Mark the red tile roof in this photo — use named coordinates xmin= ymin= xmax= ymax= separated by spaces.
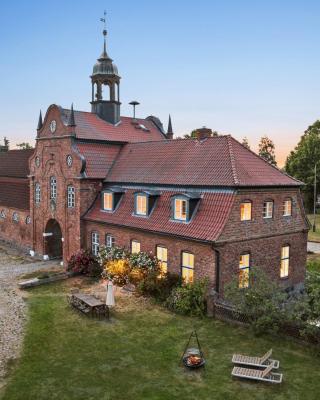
xmin=61 ymin=109 xmax=166 ymax=142
xmin=75 ymin=143 xmax=121 ymax=178
xmin=84 ymin=189 xmax=235 ymax=242
xmin=0 ymin=149 xmax=33 ymax=178
xmin=106 ymin=136 xmax=301 ymax=187
xmin=0 ymin=177 xmax=30 ymax=210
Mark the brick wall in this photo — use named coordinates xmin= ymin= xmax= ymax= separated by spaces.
xmin=0 ymin=206 xmax=32 ymax=249
xmin=83 ymin=220 xmax=217 ymax=285
xmin=217 ymin=231 xmax=307 ymax=295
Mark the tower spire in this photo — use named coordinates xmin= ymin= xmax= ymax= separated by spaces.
xmin=37 ymin=110 xmax=43 ymax=131
xmin=67 ymin=103 xmax=76 ymax=127
xmin=167 ymin=114 xmax=173 ymax=139
xmin=100 ymin=11 xmax=108 ymax=58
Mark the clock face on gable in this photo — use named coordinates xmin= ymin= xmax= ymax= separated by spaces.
xmin=50 ymin=120 xmax=57 ymax=133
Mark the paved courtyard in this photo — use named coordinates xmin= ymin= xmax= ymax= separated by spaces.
xmin=0 ymin=243 xmax=60 ymax=383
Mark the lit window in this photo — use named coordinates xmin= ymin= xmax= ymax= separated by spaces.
xmin=240 ymin=202 xmax=252 ymax=221
xmin=136 ymin=194 xmax=147 ymax=216
xmin=67 ymin=186 xmax=75 ymax=208
xmin=181 ymin=252 xmax=194 ymax=283
xmin=91 ymin=232 xmax=100 ymax=256
xmin=157 ymin=246 xmax=168 ymax=274
xmin=12 ymin=212 xmax=19 ymax=223
xmin=131 ymin=240 xmax=141 ymax=254
xmin=105 ymin=234 xmax=115 ymax=248
xmin=239 ymin=253 xmax=250 ymax=288
xmin=103 ymin=192 xmax=113 ymax=211
xmin=35 ymin=183 xmax=41 ymax=204
xmin=280 ymin=245 xmax=290 ymax=278
xmin=0 ymin=210 xmax=6 ymax=219
xmin=174 ymin=198 xmax=187 ymax=221
xmin=283 ymin=199 xmax=292 ymax=216
xmin=263 ymin=201 xmax=273 ymax=219
xmin=50 ymin=176 xmax=57 ymax=200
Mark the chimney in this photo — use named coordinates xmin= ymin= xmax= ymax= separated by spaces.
xmin=195 ymin=127 xmax=212 ymax=140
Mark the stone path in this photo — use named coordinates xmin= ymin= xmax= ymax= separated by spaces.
xmin=0 ymin=244 xmax=60 ymax=382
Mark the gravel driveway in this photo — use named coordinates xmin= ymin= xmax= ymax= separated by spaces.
xmin=0 ymin=243 xmax=60 ymax=383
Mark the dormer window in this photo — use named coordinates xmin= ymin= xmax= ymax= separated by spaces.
xmin=134 ymin=191 xmax=159 ymax=217
xmin=172 ymin=193 xmax=200 ymax=222
xmin=136 ymin=194 xmax=147 ymax=216
xmin=103 ymin=192 xmax=114 ymax=211
xmin=174 ymin=198 xmax=187 ymax=221
xmin=101 ymin=187 xmax=124 ymax=212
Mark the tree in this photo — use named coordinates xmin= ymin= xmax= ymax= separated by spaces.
xmin=16 ymin=142 xmax=33 ymax=149
xmin=183 ymin=129 xmax=218 ymax=139
xmin=285 ymin=120 xmax=320 ymax=211
xmin=3 ymin=137 xmax=9 ymax=148
xmin=241 ymin=137 xmax=250 ymax=149
xmin=258 ymin=136 xmax=277 ymax=166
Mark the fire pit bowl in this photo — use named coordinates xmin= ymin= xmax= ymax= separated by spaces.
xmin=182 ymin=347 xmax=205 ymax=369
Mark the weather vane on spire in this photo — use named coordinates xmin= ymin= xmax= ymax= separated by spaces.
xmin=100 ymin=10 xmax=107 ymax=37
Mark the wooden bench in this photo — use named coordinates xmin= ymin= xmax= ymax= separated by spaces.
xmin=68 ymin=293 xmax=109 ymax=319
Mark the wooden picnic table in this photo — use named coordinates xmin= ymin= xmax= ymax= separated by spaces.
xmin=68 ymin=292 xmax=109 ymax=319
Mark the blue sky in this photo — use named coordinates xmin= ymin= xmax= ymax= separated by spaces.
xmin=0 ymin=0 xmax=320 ymax=165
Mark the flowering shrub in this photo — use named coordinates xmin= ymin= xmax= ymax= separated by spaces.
xmin=129 ymin=252 xmax=160 ymax=274
xmin=98 ymin=246 xmax=129 ymax=265
xmin=67 ymin=250 xmax=102 ymax=277
xmin=102 ymin=259 xmax=131 ymax=285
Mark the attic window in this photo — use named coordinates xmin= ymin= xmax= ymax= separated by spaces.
xmin=172 ymin=193 xmax=201 ymax=223
xmin=138 ymin=124 xmax=149 ymax=132
xmin=134 ymin=191 xmax=159 ymax=217
xmin=101 ymin=187 xmax=124 ymax=212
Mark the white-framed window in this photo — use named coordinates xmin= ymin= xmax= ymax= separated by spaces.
xmin=239 ymin=253 xmax=250 ymax=288
xmin=174 ymin=198 xmax=187 ymax=221
xmin=103 ymin=192 xmax=113 ymax=211
xmin=283 ymin=199 xmax=292 ymax=216
xmin=280 ymin=245 xmax=290 ymax=278
xmin=50 ymin=176 xmax=57 ymax=200
xmin=12 ymin=212 xmax=19 ymax=223
xmin=263 ymin=201 xmax=273 ymax=219
xmin=105 ymin=234 xmax=115 ymax=248
xmin=91 ymin=232 xmax=100 ymax=256
xmin=240 ymin=201 xmax=252 ymax=221
xmin=181 ymin=252 xmax=194 ymax=283
xmin=131 ymin=240 xmax=141 ymax=254
xmin=135 ymin=194 xmax=147 ymax=216
xmin=67 ymin=186 xmax=75 ymax=208
xmin=35 ymin=182 xmax=41 ymax=204
xmin=156 ymin=245 xmax=168 ymax=274
xmin=0 ymin=210 xmax=6 ymax=219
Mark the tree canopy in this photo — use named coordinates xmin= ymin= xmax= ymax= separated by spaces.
xmin=285 ymin=120 xmax=320 ymax=211
xmin=258 ymin=136 xmax=277 ymax=166
xmin=16 ymin=142 xmax=34 ymax=149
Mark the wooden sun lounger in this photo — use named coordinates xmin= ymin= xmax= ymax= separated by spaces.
xmin=232 ymin=349 xmax=280 ymax=369
xmin=232 ymin=362 xmax=283 ymax=384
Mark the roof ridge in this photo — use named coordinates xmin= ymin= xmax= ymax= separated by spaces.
xmin=226 ymin=135 xmax=239 ymax=185
xmin=228 ymin=136 xmax=303 ymax=185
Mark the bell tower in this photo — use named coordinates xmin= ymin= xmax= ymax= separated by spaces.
xmin=90 ymin=13 xmax=121 ymax=125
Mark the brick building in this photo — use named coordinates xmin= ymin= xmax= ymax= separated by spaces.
xmin=0 ymin=27 xmax=309 ymax=295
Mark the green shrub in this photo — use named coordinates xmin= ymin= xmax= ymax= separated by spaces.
xmin=165 ymin=278 xmax=209 ymax=317
xmin=307 ymin=259 xmax=320 ymax=273
xmin=129 ymin=252 xmax=160 ymax=274
xmin=137 ymin=271 xmax=182 ymax=302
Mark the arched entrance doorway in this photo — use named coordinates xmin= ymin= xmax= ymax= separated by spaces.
xmin=44 ymin=219 xmax=63 ymax=259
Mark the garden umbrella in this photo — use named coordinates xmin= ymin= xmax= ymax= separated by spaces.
xmin=106 ymin=281 xmax=115 ymax=307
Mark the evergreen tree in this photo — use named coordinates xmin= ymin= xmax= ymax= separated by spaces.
xmin=241 ymin=137 xmax=250 ymax=149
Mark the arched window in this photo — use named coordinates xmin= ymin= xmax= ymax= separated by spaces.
xmin=67 ymin=186 xmax=75 ymax=208
xmin=50 ymin=176 xmax=57 ymax=200
xmin=12 ymin=212 xmax=19 ymax=223
xmin=35 ymin=183 xmax=41 ymax=204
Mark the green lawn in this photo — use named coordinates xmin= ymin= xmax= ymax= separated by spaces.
xmin=307 ymin=214 xmax=320 ymax=242
xmin=1 ymin=281 xmax=320 ymax=400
